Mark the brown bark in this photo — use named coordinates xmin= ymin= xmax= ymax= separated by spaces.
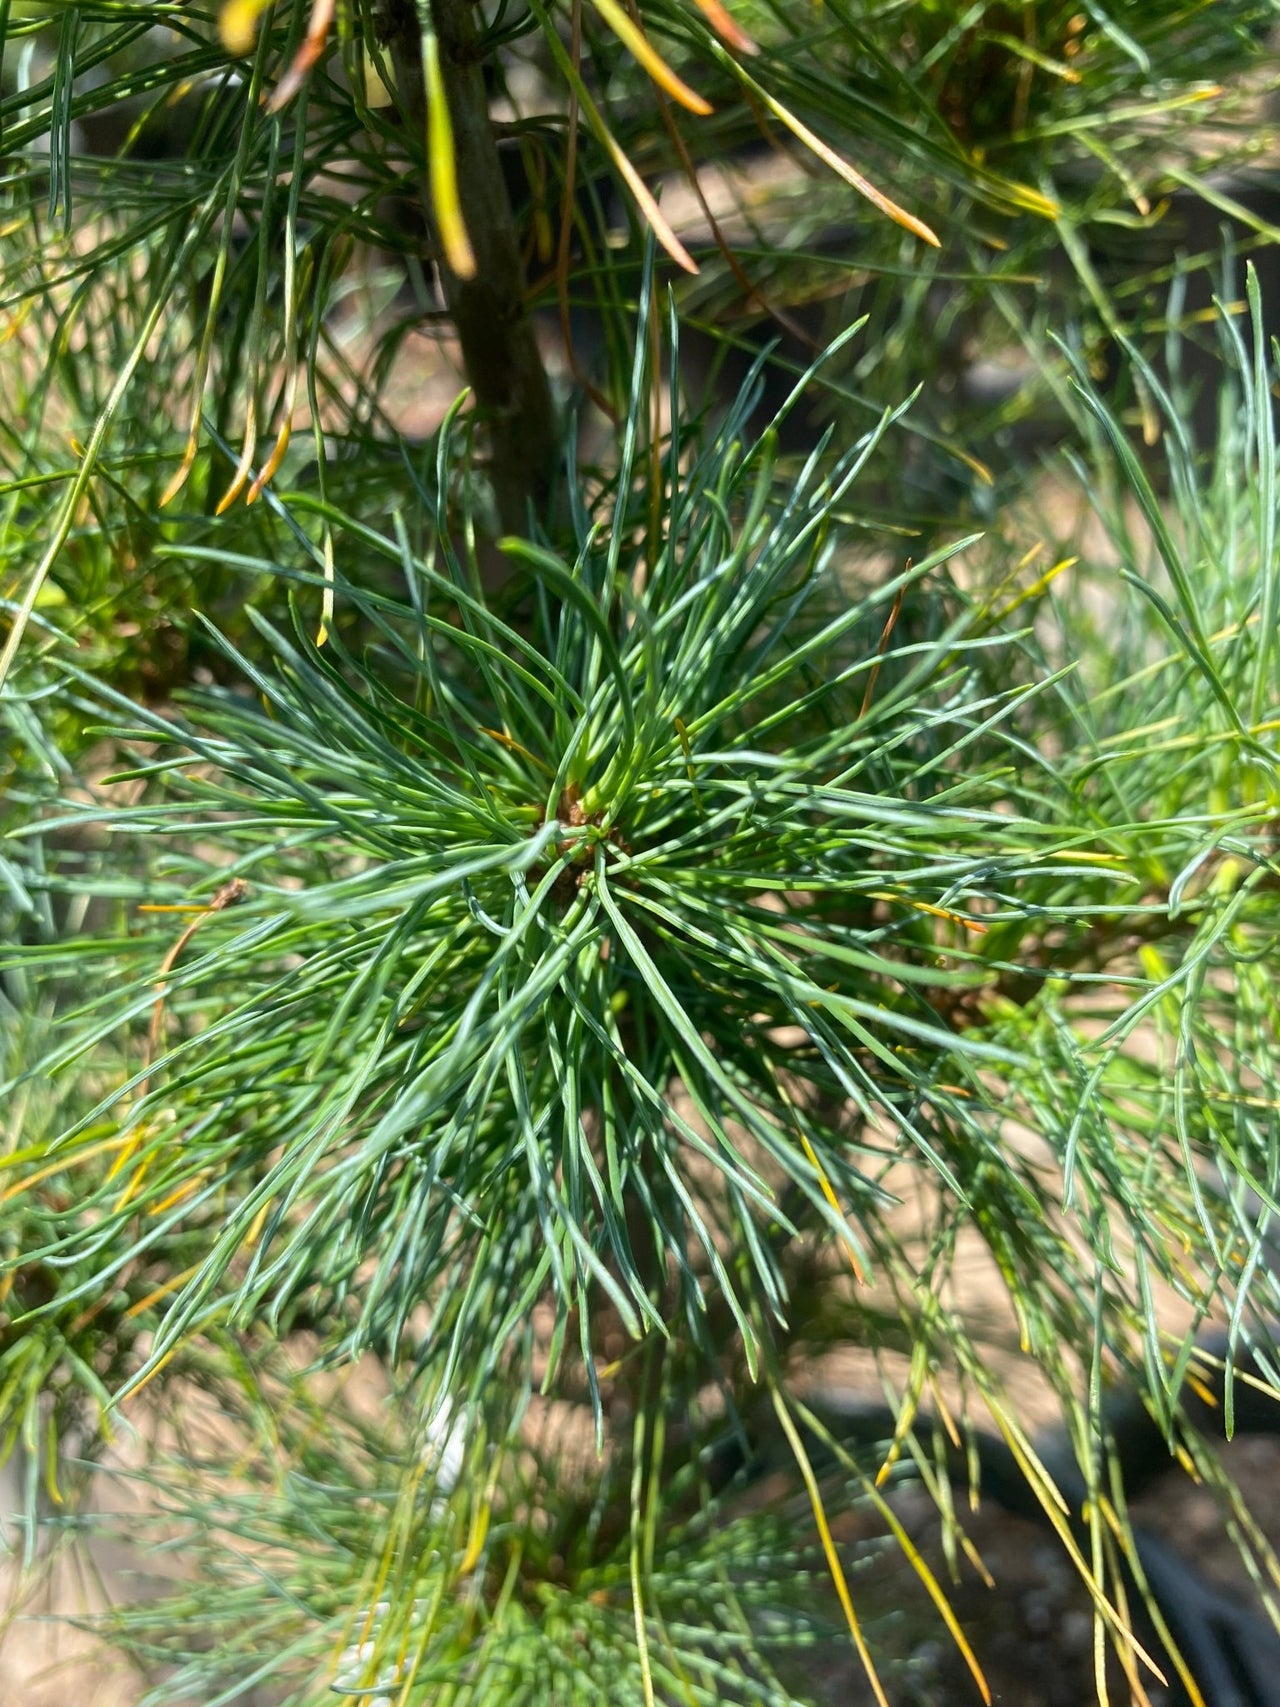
xmin=381 ymin=0 xmax=556 ymax=535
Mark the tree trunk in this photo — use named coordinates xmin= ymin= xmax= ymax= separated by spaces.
xmin=381 ymin=0 xmax=556 ymax=536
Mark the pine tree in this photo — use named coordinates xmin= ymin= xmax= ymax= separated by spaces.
xmin=3 ymin=4 xmax=1280 ymax=1702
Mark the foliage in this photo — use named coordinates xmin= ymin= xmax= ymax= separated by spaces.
xmin=4 ymin=2 xmax=1280 ymax=1704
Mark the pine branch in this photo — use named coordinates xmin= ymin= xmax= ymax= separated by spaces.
xmin=380 ymin=0 xmax=557 ymax=535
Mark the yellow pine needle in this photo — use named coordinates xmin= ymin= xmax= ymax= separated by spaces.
xmin=959 ymin=1528 xmax=996 ymax=1588
xmin=771 ymin=1387 xmax=890 ymax=1707
xmin=798 ymin=1130 xmax=865 ymax=1282
xmin=105 ymin=1131 xmax=145 ymax=1186
xmin=44 ymin=1415 xmax=62 ymax=1507
xmin=928 ymin=1374 xmax=962 ymax=1449
xmin=138 ymin=902 xmax=219 ymax=914
xmin=0 ymin=1134 xmax=132 ymax=1200
xmin=1044 ymin=849 xmax=1125 ymax=864
xmin=628 ymin=1403 xmax=658 ymax=1707
xmin=770 ymin=1066 xmax=865 ymax=1281
xmin=113 ymin=879 xmax=251 ymax=1207
xmin=859 ymin=1474 xmax=991 ymax=1703
xmin=986 ymin=178 xmax=1059 ymax=220
xmin=148 ymin=1178 xmax=202 ymax=1216
xmin=113 ymin=1156 xmax=155 ymax=1214
xmin=220 ymin=0 xmax=274 ymax=55
xmin=980 ymin=30 xmax=1080 ymax=83
xmin=250 ymin=235 xmax=309 ymax=505
xmin=874 ymin=1381 xmax=920 ymax=1486
xmin=1100 ymin=1504 xmax=1195 ymax=1707
xmin=327 ymin=1461 xmax=434 ymax=1695
xmin=116 ymin=1342 xmax=182 ymax=1405
xmin=1 ymin=297 xmax=35 ymax=343
xmin=163 ymin=170 xmax=256 ymax=509
xmin=244 ymin=1198 xmax=273 ymax=1249
xmin=977 ymin=538 xmax=1043 ymax=615
xmin=990 ymin=554 xmax=1078 ymax=623
xmin=600 ymin=127 xmax=698 ymax=273
xmin=535 ymin=5 xmax=698 ymax=273
xmin=631 ymin=1559 xmax=656 ymax=1707
xmin=480 ymin=726 xmax=552 ymax=771
xmin=458 ymin=1495 xmax=492 ymax=1575
xmin=316 ymin=530 xmax=336 ymax=646
xmin=955 ymin=444 xmax=995 ymax=484
xmin=866 ymin=891 xmax=987 ymax=932
xmin=591 ymin=0 xmax=712 ymax=114
xmin=124 ymin=1264 xmax=201 ymax=1319
xmin=424 ymin=32 xmax=476 ymax=279
xmin=690 ymin=0 xmax=757 ymax=54
xmin=160 ymin=434 xmax=199 ymax=508
xmin=216 ymin=394 xmax=259 ymax=513
xmin=1185 ymin=1371 xmax=1218 ymax=1408
xmin=1077 ymin=132 xmax=1149 ymax=217
xmin=247 ymin=414 xmax=293 ymax=503
xmin=989 ymin=1404 xmax=1168 ymax=1682
xmin=758 ymin=88 xmax=939 ymax=247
